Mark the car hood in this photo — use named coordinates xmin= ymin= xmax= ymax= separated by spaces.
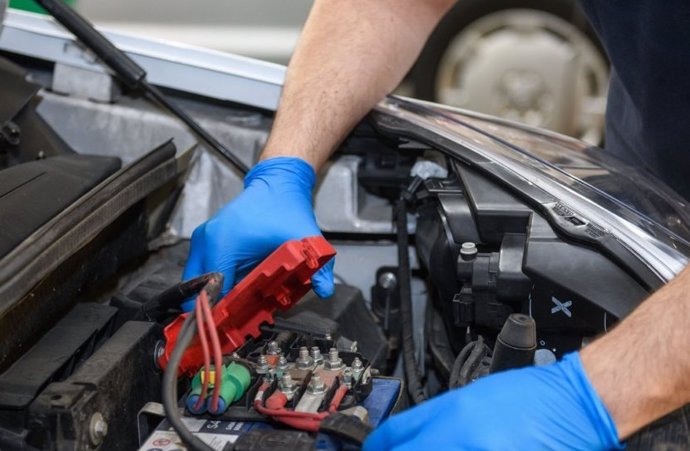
xmin=374 ymin=96 xmax=690 ymax=282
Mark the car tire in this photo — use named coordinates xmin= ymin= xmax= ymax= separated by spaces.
xmin=411 ymin=0 xmax=609 ymax=144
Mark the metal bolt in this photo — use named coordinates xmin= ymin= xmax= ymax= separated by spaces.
xmin=274 ymin=355 xmax=288 ymax=378
xmin=153 ymin=341 xmax=165 ymax=370
xmin=281 ymin=373 xmax=294 ymax=386
xmin=310 ymin=347 xmax=323 ymax=365
xmin=267 ymin=341 xmax=280 ymax=355
xmin=89 ymin=412 xmax=108 ymax=446
xmin=230 ymin=352 xmax=240 ymax=359
xmin=279 ymin=373 xmax=296 ymax=395
xmin=351 ymin=357 xmax=364 ymax=381
xmin=342 ymin=368 xmax=353 ymax=387
xmin=325 ymin=348 xmax=343 ymax=370
xmin=308 ymin=374 xmax=325 ymax=393
xmin=378 ymin=272 xmax=397 ymax=290
xmin=296 ymin=346 xmax=314 ymax=369
xmin=257 ymin=355 xmax=270 ymax=373
xmin=460 ymin=242 xmax=478 ymax=261
xmin=277 ymin=356 xmax=288 ymax=370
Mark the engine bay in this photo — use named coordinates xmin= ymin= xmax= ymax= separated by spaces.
xmin=0 ymin=21 xmax=687 ymax=448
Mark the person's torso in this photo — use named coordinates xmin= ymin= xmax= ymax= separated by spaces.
xmin=579 ymin=0 xmax=690 ymax=200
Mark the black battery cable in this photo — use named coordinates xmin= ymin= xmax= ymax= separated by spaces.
xmin=161 ymin=274 xmax=224 ymax=451
xmin=397 ymin=177 xmax=428 ymax=405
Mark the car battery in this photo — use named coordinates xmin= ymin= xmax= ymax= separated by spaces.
xmin=138 ymin=377 xmax=401 ymax=451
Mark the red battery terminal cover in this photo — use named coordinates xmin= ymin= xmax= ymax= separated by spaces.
xmin=158 ymin=236 xmax=336 ymax=375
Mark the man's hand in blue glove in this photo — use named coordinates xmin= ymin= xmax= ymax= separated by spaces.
xmin=183 ymin=156 xmax=334 ymax=303
xmin=364 ymin=353 xmax=623 ymax=451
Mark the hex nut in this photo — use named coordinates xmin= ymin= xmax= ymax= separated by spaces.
xmin=296 ymin=346 xmax=314 ymax=369
xmin=308 ymin=374 xmax=326 ymax=393
xmin=324 ymin=348 xmax=343 ymax=370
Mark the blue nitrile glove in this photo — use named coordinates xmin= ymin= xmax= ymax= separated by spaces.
xmin=364 ymin=352 xmax=623 ymax=451
xmin=182 ymin=157 xmax=334 ymax=309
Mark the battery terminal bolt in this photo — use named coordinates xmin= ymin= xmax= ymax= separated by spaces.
xmin=296 ymin=346 xmax=314 ymax=369
xmin=279 ymin=373 xmax=298 ymax=398
xmin=342 ymin=368 xmax=354 ymax=388
xmin=266 ymin=341 xmax=280 ymax=355
xmin=307 ymin=374 xmax=326 ymax=394
xmin=257 ymin=355 xmax=270 ymax=374
xmin=325 ymin=347 xmax=343 ymax=370
xmin=351 ymin=357 xmax=364 ymax=381
xmin=274 ymin=355 xmax=289 ymax=379
xmin=310 ymin=346 xmax=324 ymax=365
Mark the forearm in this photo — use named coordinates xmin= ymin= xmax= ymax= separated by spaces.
xmin=581 ymin=265 xmax=690 ymax=439
xmin=262 ymin=0 xmax=456 ymax=170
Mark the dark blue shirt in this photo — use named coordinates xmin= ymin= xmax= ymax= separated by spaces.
xmin=579 ymin=0 xmax=690 ymax=200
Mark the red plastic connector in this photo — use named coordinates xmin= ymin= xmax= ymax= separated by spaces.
xmin=158 ymin=236 xmax=336 ymax=375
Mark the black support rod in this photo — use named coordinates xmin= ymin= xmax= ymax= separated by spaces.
xmin=34 ymin=0 xmax=250 ymax=174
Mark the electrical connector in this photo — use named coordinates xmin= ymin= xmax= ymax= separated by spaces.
xmin=186 ymin=362 xmax=251 ymax=415
xmin=159 ymin=236 xmax=336 ymax=375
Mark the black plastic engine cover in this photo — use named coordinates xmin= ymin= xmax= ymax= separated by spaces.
xmin=415 ymin=162 xmax=650 ymax=356
xmin=0 ymin=155 xmax=121 ymax=259
xmin=0 ymin=56 xmax=76 ymax=166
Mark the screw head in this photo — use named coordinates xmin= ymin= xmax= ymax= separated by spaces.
xmin=153 ymin=341 xmax=165 ymax=370
xmin=89 ymin=412 xmax=108 ymax=446
xmin=378 ymin=272 xmax=397 ymax=290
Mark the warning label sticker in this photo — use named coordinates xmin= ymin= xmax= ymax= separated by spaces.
xmin=139 ymin=418 xmax=266 ymax=451
xmin=139 ymin=429 xmax=237 ymax=451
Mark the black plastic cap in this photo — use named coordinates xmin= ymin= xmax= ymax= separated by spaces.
xmin=497 ymin=313 xmax=536 ymax=350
